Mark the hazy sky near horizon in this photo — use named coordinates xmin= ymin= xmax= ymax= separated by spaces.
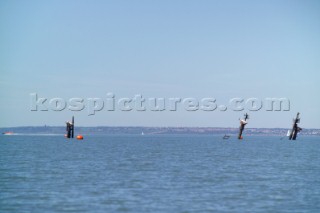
xmin=1 ymin=0 xmax=319 ymax=128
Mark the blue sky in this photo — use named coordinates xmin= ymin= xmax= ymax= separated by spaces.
xmin=1 ymin=0 xmax=319 ymax=128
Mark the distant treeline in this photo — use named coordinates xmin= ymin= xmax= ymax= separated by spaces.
xmin=1 ymin=126 xmax=319 ymax=136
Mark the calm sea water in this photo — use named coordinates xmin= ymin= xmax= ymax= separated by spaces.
xmin=0 ymin=135 xmax=319 ymax=213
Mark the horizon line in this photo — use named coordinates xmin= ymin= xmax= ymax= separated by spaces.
xmin=1 ymin=125 xmax=320 ymax=130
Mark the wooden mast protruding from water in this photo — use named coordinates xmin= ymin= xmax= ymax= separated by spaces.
xmin=238 ymin=113 xmax=249 ymax=140
xmin=66 ymin=116 xmax=74 ymax=138
xmin=289 ymin=113 xmax=302 ymax=140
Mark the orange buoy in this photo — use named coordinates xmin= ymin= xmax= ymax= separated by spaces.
xmin=76 ymin=135 xmax=84 ymax=140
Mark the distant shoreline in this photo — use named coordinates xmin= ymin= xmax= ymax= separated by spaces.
xmin=1 ymin=126 xmax=319 ymax=136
